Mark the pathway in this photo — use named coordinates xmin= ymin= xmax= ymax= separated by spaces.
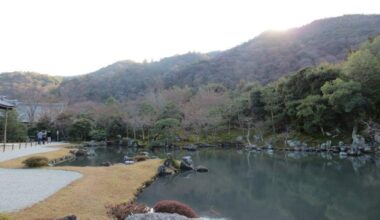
xmin=0 ymin=168 xmax=82 ymax=212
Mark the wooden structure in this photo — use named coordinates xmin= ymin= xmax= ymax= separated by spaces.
xmin=0 ymin=100 xmax=15 ymax=147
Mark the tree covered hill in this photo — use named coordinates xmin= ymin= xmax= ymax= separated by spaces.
xmin=57 ymin=52 xmax=215 ymax=102
xmin=165 ymin=14 xmax=380 ymax=87
xmin=1 ymin=14 xmax=380 ymax=103
xmin=0 ymin=72 xmax=62 ymax=100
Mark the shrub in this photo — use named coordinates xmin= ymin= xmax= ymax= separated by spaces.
xmin=154 ymin=200 xmax=198 ymax=218
xmin=89 ymin=129 xmax=107 ymax=141
xmin=133 ymin=155 xmax=149 ymax=162
xmin=23 ymin=156 xmax=49 ymax=168
xmin=106 ymin=202 xmax=148 ymax=220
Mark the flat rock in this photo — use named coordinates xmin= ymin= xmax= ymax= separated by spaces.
xmin=126 ymin=213 xmax=188 ymax=220
xmin=196 ymin=165 xmax=209 ymax=172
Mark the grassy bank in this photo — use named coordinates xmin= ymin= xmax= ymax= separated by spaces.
xmin=0 ymin=147 xmax=73 ymax=169
xmin=10 ymin=160 xmax=162 ymax=220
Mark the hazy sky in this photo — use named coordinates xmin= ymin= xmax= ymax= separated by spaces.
xmin=0 ymin=0 xmax=378 ymax=76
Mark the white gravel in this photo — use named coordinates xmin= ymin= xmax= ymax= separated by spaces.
xmin=0 ymin=145 xmax=61 ymax=162
xmin=0 ymin=168 xmax=82 ymax=212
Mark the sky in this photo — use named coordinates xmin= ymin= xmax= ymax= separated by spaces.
xmin=0 ymin=0 xmax=378 ymax=76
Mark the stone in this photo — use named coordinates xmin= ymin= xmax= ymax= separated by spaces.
xmin=182 ymin=156 xmax=193 ymax=165
xmin=124 ymin=156 xmax=135 ymax=165
xmin=74 ymin=149 xmax=87 ymax=157
xmin=183 ymin=144 xmax=198 ymax=151
xmin=101 ymin=161 xmax=112 ymax=167
xmin=139 ymin=151 xmax=150 ymax=157
xmin=126 ymin=213 xmax=188 ymax=220
xmin=364 ymin=146 xmax=372 ymax=153
xmin=287 ymin=139 xmax=301 ymax=148
xmin=375 ymin=133 xmax=380 ymax=144
xmin=158 ymin=165 xmax=174 ymax=176
xmin=196 ymin=165 xmax=208 ymax=172
xmin=58 ymin=215 xmax=77 ymax=220
xmin=339 ymin=152 xmax=348 ymax=158
xmin=125 ymin=160 xmax=135 ymax=165
xmin=236 ymin=136 xmax=244 ymax=142
xmin=180 ymin=161 xmax=194 ymax=171
xmin=245 ymin=144 xmax=257 ymax=150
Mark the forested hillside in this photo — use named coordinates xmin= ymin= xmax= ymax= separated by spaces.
xmin=0 ymin=72 xmax=62 ymax=101
xmin=59 ymin=14 xmax=380 ymax=101
xmin=57 ymin=52 xmax=214 ymax=103
xmin=1 ymin=15 xmax=379 ymax=104
xmin=165 ymin=15 xmax=380 ymax=87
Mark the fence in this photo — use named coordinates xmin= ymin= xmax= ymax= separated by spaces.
xmin=1 ymin=141 xmax=39 ymax=152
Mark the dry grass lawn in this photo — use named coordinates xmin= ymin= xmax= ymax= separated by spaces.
xmin=0 ymin=147 xmax=73 ymax=169
xmin=10 ymin=159 xmax=162 ymax=220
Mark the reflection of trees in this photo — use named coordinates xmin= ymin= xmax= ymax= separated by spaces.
xmin=137 ymin=150 xmax=380 ymax=220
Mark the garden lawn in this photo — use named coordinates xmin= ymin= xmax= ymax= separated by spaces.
xmin=10 ymin=159 xmax=162 ymax=220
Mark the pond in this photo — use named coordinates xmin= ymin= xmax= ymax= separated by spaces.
xmin=62 ymin=147 xmax=380 ymax=220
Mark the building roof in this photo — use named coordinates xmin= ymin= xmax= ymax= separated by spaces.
xmin=0 ymin=100 xmax=15 ymax=110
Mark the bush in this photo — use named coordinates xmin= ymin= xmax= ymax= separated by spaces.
xmin=133 ymin=155 xmax=149 ymax=162
xmin=23 ymin=156 xmax=49 ymax=168
xmin=106 ymin=202 xmax=148 ymax=220
xmin=154 ymin=200 xmax=198 ymax=218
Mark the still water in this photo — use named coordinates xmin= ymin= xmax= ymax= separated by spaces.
xmin=62 ymin=147 xmax=380 ymax=220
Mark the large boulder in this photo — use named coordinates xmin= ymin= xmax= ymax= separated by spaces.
xmin=196 ymin=165 xmax=208 ymax=173
xmin=126 ymin=213 xmax=188 ymax=220
xmin=158 ymin=165 xmax=174 ymax=176
xmin=180 ymin=156 xmax=194 ymax=171
xmin=74 ymin=149 xmax=87 ymax=157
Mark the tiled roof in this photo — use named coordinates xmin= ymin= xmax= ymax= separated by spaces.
xmin=0 ymin=100 xmax=15 ymax=109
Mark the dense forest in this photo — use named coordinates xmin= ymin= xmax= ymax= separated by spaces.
xmin=1 ymin=15 xmax=380 ymax=146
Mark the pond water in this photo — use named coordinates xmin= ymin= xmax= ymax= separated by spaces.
xmin=62 ymin=147 xmax=380 ymax=220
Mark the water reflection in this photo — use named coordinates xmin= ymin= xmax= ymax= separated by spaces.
xmin=136 ymin=149 xmax=380 ymax=220
xmin=61 ymin=147 xmax=380 ymax=220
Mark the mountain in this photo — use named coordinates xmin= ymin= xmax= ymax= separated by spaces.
xmin=1 ymin=14 xmax=380 ymax=103
xmin=0 ymin=72 xmax=62 ymax=100
xmin=57 ymin=52 xmax=214 ymax=102
xmin=164 ymin=14 xmax=380 ymax=87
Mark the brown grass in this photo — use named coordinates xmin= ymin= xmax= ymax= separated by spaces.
xmin=106 ymin=202 xmax=149 ymax=220
xmin=10 ymin=159 xmax=162 ymax=220
xmin=0 ymin=147 xmax=73 ymax=169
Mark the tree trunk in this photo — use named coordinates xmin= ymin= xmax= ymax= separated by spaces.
xmin=3 ymin=109 xmax=8 ymax=147
xmin=320 ymin=125 xmax=325 ymax=136
xmin=352 ymin=122 xmax=358 ymax=140
xmin=133 ymin=127 xmax=136 ymax=139
xmin=147 ymin=129 xmax=150 ymax=144
xmin=228 ymin=120 xmax=231 ymax=135
xmin=141 ymin=127 xmax=145 ymax=140
xmin=246 ymin=124 xmax=251 ymax=145
xmin=271 ymin=110 xmax=275 ymax=134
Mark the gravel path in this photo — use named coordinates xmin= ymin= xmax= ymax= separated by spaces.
xmin=0 ymin=144 xmax=64 ymax=162
xmin=0 ymin=168 xmax=82 ymax=212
